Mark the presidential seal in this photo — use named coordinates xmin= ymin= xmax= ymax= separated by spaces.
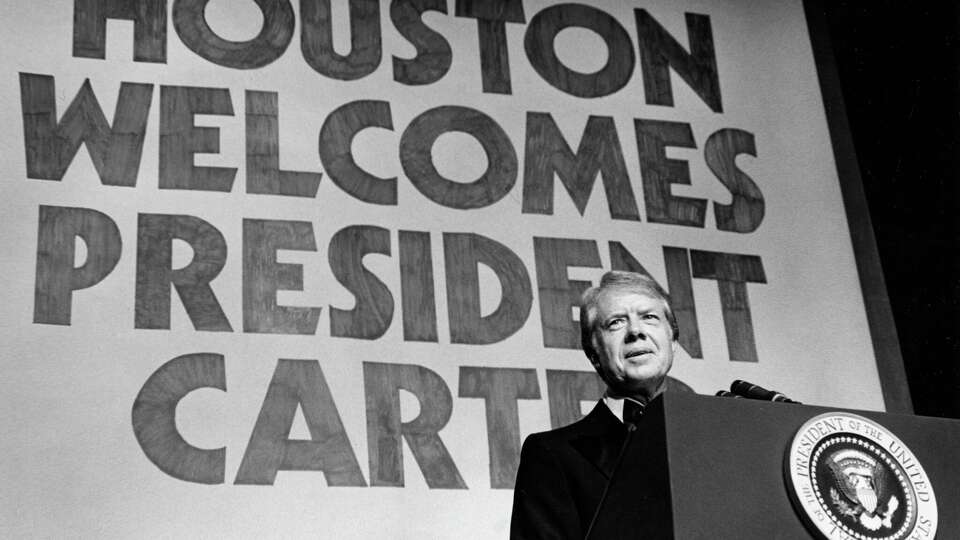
xmin=784 ymin=412 xmax=937 ymax=540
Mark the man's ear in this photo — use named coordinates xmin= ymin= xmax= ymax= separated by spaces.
xmin=671 ymin=339 xmax=680 ymax=355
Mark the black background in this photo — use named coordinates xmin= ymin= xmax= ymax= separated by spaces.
xmin=823 ymin=3 xmax=959 ymax=418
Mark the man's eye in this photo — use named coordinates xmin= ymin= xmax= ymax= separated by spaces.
xmin=606 ymin=319 xmax=625 ymax=329
xmin=643 ymin=314 xmax=660 ymax=321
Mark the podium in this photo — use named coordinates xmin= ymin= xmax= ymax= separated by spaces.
xmin=586 ymin=392 xmax=960 ymax=539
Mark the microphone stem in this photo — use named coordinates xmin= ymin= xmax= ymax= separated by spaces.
xmin=584 ymin=423 xmax=637 ymax=540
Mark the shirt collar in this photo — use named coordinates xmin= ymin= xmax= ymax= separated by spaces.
xmin=602 ymin=393 xmax=647 ymax=424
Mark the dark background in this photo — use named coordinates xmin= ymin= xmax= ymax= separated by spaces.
xmin=822 ymin=3 xmax=959 ymax=418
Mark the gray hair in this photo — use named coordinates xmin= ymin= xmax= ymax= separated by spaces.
xmin=579 ymin=271 xmax=679 ymax=360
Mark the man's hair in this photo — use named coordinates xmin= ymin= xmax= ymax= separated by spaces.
xmin=579 ymin=271 xmax=679 ymax=360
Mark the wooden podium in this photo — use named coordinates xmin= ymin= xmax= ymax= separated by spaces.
xmin=586 ymin=392 xmax=959 ymax=539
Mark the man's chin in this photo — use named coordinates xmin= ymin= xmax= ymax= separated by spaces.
xmin=623 ymin=366 xmax=665 ymax=382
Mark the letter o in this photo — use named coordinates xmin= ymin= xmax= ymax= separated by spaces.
xmin=524 ymin=4 xmax=635 ymax=98
xmin=400 ymin=106 xmax=517 ymax=209
xmin=173 ymin=0 xmax=295 ymax=69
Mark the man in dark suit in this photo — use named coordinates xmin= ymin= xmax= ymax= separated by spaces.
xmin=510 ymin=271 xmax=680 ymax=539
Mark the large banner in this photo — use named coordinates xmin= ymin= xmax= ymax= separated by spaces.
xmin=1 ymin=0 xmax=898 ymax=537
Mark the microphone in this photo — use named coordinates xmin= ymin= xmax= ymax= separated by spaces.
xmin=714 ymin=390 xmax=742 ymax=398
xmin=729 ymin=379 xmax=801 ymax=404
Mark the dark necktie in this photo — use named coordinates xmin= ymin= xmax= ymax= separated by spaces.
xmin=623 ymin=398 xmax=645 ymax=427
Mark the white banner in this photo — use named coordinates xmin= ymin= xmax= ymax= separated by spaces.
xmin=0 ymin=0 xmax=889 ymax=537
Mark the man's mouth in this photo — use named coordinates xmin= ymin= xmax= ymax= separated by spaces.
xmin=625 ymin=350 xmax=652 ymax=359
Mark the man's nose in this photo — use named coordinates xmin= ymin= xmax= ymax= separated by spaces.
xmin=625 ymin=318 xmax=646 ymax=341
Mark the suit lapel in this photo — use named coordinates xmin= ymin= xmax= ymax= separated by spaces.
xmin=570 ymin=401 xmax=628 ymax=479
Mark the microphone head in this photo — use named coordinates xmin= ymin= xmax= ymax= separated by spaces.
xmin=729 ymin=379 xmax=802 ymax=404
xmin=730 ymin=379 xmax=757 ymax=394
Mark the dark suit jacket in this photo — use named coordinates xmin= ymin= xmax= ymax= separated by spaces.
xmin=510 ymin=400 xmax=628 ymax=539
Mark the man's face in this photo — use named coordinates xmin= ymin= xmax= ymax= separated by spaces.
xmin=589 ymin=289 xmax=677 ymax=400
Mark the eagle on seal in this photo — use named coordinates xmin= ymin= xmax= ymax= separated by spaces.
xmin=826 ymin=449 xmax=899 ymax=531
